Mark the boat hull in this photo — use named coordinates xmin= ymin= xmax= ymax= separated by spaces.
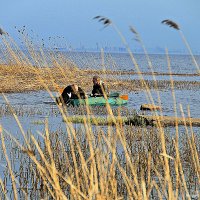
xmin=70 ymin=96 xmax=128 ymax=106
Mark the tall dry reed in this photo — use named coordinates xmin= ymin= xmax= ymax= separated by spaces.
xmin=0 ymin=21 xmax=199 ymax=199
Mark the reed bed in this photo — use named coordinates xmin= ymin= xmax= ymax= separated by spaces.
xmin=0 ymin=104 xmax=136 ymax=118
xmin=0 ymin=21 xmax=199 ymax=199
xmin=0 ymin=120 xmax=199 ymax=199
xmin=1 ymin=64 xmax=200 ymax=93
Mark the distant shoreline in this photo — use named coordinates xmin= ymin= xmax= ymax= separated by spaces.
xmin=1 ymin=46 xmax=200 ymax=56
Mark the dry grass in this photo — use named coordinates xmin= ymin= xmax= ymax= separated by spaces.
xmin=0 ymin=119 xmax=199 ymax=199
xmin=1 ymin=64 xmax=200 ymax=93
xmin=0 ymin=22 xmax=199 ymax=199
xmin=0 ymin=63 xmax=87 ymax=93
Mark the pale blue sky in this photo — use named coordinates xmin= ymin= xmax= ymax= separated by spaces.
xmin=1 ymin=0 xmax=200 ymax=53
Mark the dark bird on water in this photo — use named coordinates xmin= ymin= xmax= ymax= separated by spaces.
xmin=161 ymin=19 xmax=180 ymax=30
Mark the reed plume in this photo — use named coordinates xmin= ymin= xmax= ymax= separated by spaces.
xmin=161 ymin=19 xmax=180 ymax=30
xmin=161 ymin=19 xmax=200 ymax=74
xmin=93 ymin=16 xmax=112 ymax=28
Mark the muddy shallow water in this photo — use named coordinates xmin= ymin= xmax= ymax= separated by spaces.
xmin=0 ymin=87 xmax=199 ymax=133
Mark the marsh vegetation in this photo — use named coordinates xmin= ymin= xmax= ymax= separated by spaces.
xmin=0 ymin=21 xmax=199 ymax=199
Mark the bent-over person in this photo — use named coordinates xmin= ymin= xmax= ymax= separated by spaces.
xmin=57 ymin=84 xmax=86 ymax=105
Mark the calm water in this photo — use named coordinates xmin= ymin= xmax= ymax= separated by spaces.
xmin=62 ymin=52 xmax=200 ymax=74
xmin=0 ymin=52 xmax=199 ymax=198
xmin=0 ymin=52 xmax=200 ymax=132
xmin=2 ymin=50 xmax=199 ymax=74
xmin=0 ymin=88 xmax=199 ymax=129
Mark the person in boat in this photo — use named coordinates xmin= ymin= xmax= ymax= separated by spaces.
xmin=91 ymin=75 xmax=108 ymax=97
xmin=57 ymin=84 xmax=87 ymax=104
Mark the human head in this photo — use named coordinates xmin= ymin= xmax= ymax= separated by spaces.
xmin=93 ymin=75 xmax=101 ymax=85
xmin=71 ymin=84 xmax=78 ymax=93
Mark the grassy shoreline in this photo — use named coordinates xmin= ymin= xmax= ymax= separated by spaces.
xmin=1 ymin=64 xmax=200 ymax=93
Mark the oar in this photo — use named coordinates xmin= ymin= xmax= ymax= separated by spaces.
xmin=119 ymin=94 xmax=128 ymax=100
xmin=109 ymin=92 xmax=128 ymax=100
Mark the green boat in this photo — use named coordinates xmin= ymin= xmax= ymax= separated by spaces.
xmin=69 ymin=93 xmax=128 ymax=106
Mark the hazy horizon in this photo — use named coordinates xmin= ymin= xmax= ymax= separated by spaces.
xmin=0 ymin=0 xmax=199 ymax=54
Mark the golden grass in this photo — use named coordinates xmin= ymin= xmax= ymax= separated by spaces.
xmin=1 ymin=64 xmax=200 ymax=93
xmin=1 ymin=116 xmax=199 ymax=199
xmin=0 ymin=25 xmax=199 ymax=199
xmin=0 ymin=63 xmax=86 ymax=93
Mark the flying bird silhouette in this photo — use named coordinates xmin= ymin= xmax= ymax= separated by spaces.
xmin=161 ymin=19 xmax=180 ymax=30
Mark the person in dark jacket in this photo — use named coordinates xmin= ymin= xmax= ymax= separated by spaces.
xmin=57 ymin=84 xmax=86 ymax=105
xmin=91 ymin=76 xmax=108 ymax=97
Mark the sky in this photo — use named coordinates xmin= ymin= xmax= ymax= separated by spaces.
xmin=0 ymin=0 xmax=200 ymax=53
